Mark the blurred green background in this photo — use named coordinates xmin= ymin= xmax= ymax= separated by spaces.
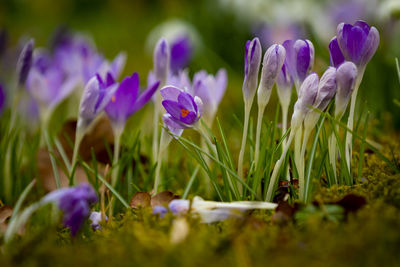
xmin=1 ymin=0 xmax=400 ymax=128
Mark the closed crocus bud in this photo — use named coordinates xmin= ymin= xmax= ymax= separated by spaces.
xmin=336 ymin=20 xmax=380 ymax=69
xmin=276 ymin=63 xmax=293 ymax=109
xmin=329 ymin=37 xmax=345 ymax=68
xmin=257 ymin=44 xmax=286 ymax=108
xmin=154 ymin=38 xmax=170 ymax=85
xmin=17 ymin=39 xmax=34 ymax=86
xmin=283 ymin=39 xmax=314 ymax=92
xmin=242 ymin=37 xmax=262 ymax=103
xmin=335 ymin=61 xmax=357 ymax=119
xmin=314 ymin=67 xmax=337 ymax=111
xmin=291 ymin=73 xmax=319 ymax=130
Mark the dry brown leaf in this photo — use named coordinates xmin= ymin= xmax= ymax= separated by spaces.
xmin=151 ymin=191 xmax=179 ymax=207
xmin=130 ymin=192 xmax=151 ymax=209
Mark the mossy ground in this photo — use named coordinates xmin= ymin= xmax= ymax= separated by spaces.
xmin=1 ymin=133 xmax=400 ymax=267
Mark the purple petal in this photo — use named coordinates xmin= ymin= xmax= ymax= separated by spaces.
xmin=110 ymin=52 xmax=126 ymax=79
xmin=154 ymin=38 xmax=170 ymax=83
xmin=294 ymin=40 xmax=312 ymax=83
xmin=0 ymin=84 xmax=5 ymax=113
xmin=194 ymin=96 xmax=203 ymax=118
xmin=162 ymin=114 xmax=185 ymax=137
xmin=170 ymin=35 xmax=193 ymax=73
xmin=131 ymin=80 xmax=160 ymax=113
xmin=180 ymin=110 xmax=196 ymax=124
xmin=354 ymin=20 xmax=370 ymax=35
xmin=177 ymin=91 xmax=196 ymax=112
xmin=359 ymin=26 xmax=379 ymax=67
xmin=162 ymin=100 xmax=183 ymax=120
xmin=329 ymin=37 xmax=345 ymax=68
xmin=105 ymin=73 xmax=139 ymax=122
xmin=160 ymin=86 xmax=183 ymax=101
xmin=215 ymin=69 xmax=228 ymax=104
xmin=79 ymin=76 xmax=100 ymax=120
xmin=315 ymin=67 xmax=337 ymax=111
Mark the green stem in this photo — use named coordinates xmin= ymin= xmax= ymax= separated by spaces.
xmin=153 ymin=128 xmax=172 ymax=194
xmin=254 ymin=104 xmax=265 ymax=171
xmin=238 ymin=101 xmax=251 ymax=189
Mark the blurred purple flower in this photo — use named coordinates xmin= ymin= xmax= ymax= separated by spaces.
xmin=42 ymin=183 xmax=98 ymax=236
xmin=0 ymin=84 xmax=5 ymax=113
xmin=153 ymin=206 xmax=168 ymax=218
xmin=17 ymin=39 xmax=34 ymax=86
xmin=192 ymin=69 xmax=227 ymax=125
xmin=161 ymin=86 xmax=203 ymax=134
xmin=26 ymin=52 xmax=80 ymax=110
xmin=282 ymin=39 xmax=314 ymax=92
xmin=169 ymin=199 xmax=190 ymax=215
xmin=170 ymin=35 xmax=193 ymax=73
xmin=336 ymin=20 xmax=379 ymax=68
xmin=154 ymin=38 xmax=170 ymax=85
xmin=105 ymin=72 xmax=160 ymax=128
xmin=89 ymin=211 xmax=107 ymax=231
xmin=253 ymin=22 xmax=304 ymax=49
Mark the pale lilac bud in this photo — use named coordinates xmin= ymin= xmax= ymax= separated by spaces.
xmin=257 ymin=44 xmax=286 ymax=107
xmin=17 ymin=39 xmax=34 ymax=85
xmin=154 ymin=38 xmax=170 ymax=85
xmin=169 ymin=199 xmax=189 ymax=215
xmin=314 ymin=67 xmax=337 ymax=111
xmin=242 ymin=37 xmax=262 ymax=102
xmin=335 ymin=61 xmax=357 ymax=118
xmin=276 ymin=63 xmax=293 ymax=109
xmin=291 ymin=73 xmax=319 ymax=129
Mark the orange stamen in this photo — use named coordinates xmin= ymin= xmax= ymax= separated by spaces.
xmin=180 ymin=108 xmax=190 ymax=117
xmin=112 ymin=95 xmax=116 ymax=103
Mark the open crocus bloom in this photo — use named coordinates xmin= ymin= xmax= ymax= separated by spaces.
xmin=161 ymin=86 xmax=203 ymax=135
xmin=105 ymin=72 xmax=160 ymax=130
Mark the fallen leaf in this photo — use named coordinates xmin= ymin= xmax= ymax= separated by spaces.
xmin=130 ymin=192 xmax=151 ymax=209
xmin=151 ymin=191 xmax=179 ymax=207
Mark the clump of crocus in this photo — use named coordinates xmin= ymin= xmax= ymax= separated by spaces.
xmin=266 ymin=73 xmax=319 ymax=201
xmin=281 ymin=39 xmax=315 ymax=180
xmin=154 ymin=86 xmax=203 ymax=193
xmin=71 ymin=73 xmax=118 ymax=174
xmin=328 ymin=61 xmax=358 ymax=181
xmin=5 ymin=183 xmax=98 ymax=242
xmin=254 ymin=44 xmax=286 ymax=169
xmin=299 ymin=67 xmax=337 ymax=200
xmin=105 ymin=72 xmax=160 ymax=187
xmin=238 ymin=37 xmax=262 ymax=181
xmin=330 ymin=20 xmax=379 ymax=173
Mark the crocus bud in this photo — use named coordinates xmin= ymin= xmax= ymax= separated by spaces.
xmin=154 ymin=38 xmax=170 ymax=85
xmin=242 ymin=37 xmax=262 ymax=103
xmin=257 ymin=44 xmax=286 ymax=108
xmin=17 ymin=39 xmax=34 ymax=85
xmin=314 ymin=67 xmax=337 ymax=111
xmin=329 ymin=37 xmax=345 ymax=68
xmin=291 ymin=73 xmax=319 ymax=130
xmin=335 ymin=61 xmax=357 ymax=119
xmin=276 ymin=63 xmax=293 ymax=110
xmin=336 ymin=20 xmax=380 ymax=69
xmin=283 ymin=39 xmax=314 ymax=92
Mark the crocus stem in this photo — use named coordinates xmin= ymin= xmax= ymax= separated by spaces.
xmin=195 ymin=123 xmax=217 ymax=156
xmin=238 ymin=101 xmax=252 ymax=190
xmin=344 ymin=68 xmax=364 ymax=180
xmin=265 ymin=129 xmax=296 ymax=201
xmin=152 ymin=100 xmax=160 ymax=163
xmin=111 ymin=128 xmax=123 ymax=188
xmin=254 ymin=104 xmax=266 ymax=171
xmin=153 ymin=128 xmax=172 ymax=194
xmin=281 ymin=104 xmax=290 ymax=181
xmin=299 ymin=125 xmax=312 ymax=200
xmin=294 ymin=124 xmax=303 ymax=179
xmin=328 ymin=131 xmax=338 ymax=184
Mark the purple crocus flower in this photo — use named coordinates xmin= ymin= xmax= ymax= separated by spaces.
xmin=192 ymin=69 xmax=227 ymax=126
xmin=161 ymin=86 xmax=203 ymax=135
xmin=17 ymin=39 xmax=34 ymax=86
xmin=26 ymin=52 xmax=79 ymax=111
xmin=336 ymin=20 xmax=379 ymax=69
xmin=335 ymin=61 xmax=358 ymax=118
xmin=153 ymin=206 xmax=168 ymax=218
xmin=243 ymin=37 xmax=262 ymax=102
xmin=170 ymin=35 xmax=193 ymax=74
xmin=154 ymin=38 xmax=170 ymax=86
xmin=314 ymin=67 xmax=337 ymax=111
xmin=0 ymin=84 xmax=5 ymax=114
xmin=42 ymin=183 xmax=98 ymax=236
xmin=282 ymin=39 xmax=314 ymax=92
xmin=78 ymin=72 xmax=118 ymax=128
xmin=105 ymin=72 xmax=160 ymax=129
